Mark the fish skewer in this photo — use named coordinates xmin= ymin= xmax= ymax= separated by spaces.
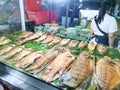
xmin=25 ymin=48 xmax=59 ymax=71
xmin=0 ymin=44 xmax=16 ymax=55
xmin=41 ymin=50 xmax=75 ymax=82
xmin=67 ymin=40 xmax=79 ymax=48
xmin=35 ymin=35 xmax=47 ymax=43
xmin=59 ymin=38 xmax=71 ymax=46
xmin=0 ymin=39 xmax=11 ymax=46
xmin=19 ymin=32 xmax=42 ymax=44
xmin=17 ymin=31 xmax=33 ymax=40
xmin=0 ymin=36 xmax=6 ymax=42
xmin=41 ymin=36 xmax=54 ymax=44
xmin=8 ymin=48 xmax=32 ymax=62
xmin=78 ymin=41 xmax=87 ymax=49
xmin=48 ymin=36 xmax=61 ymax=46
xmin=96 ymin=56 xmax=120 ymax=90
xmin=1 ymin=46 xmax=24 ymax=59
xmin=15 ymin=51 xmax=43 ymax=68
xmin=60 ymin=51 xmax=93 ymax=88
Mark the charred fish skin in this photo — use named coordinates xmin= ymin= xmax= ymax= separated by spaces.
xmin=1 ymin=46 xmax=24 ymax=59
xmin=61 ymin=51 xmax=93 ymax=88
xmin=0 ymin=44 xmax=16 ymax=55
xmin=15 ymin=51 xmax=43 ymax=68
xmin=41 ymin=50 xmax=75 ymax=82
xmin=96 ymin=56 xmax=120 ymax=90
xmin=25 ymin=48 xmax=59 ymax=71
xmin=8 ymin=48 xmax=32 ymax=62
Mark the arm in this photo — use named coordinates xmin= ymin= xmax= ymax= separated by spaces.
xmin=108 ymin=32 xmax=115 ymax=47
xmin=90 ymin=29 xmax=95 ymax=38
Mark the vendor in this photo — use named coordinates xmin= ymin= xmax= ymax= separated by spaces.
xmin=90 ymin=1 xmax=118 ymax=47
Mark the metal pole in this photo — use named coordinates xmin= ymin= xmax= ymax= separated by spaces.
xmin=19 ymin=0 xmax=26 ymax=31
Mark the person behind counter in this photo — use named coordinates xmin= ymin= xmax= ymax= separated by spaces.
xmin=90 ymin=1 xmax=118 ymax=47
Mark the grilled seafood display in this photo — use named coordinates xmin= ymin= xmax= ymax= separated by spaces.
xmin=41 ymin=36 xmax=54 ymax=44
xmin=1 ymin=46 xmax=24 ymax=59
xmin=35 ymin=35 xmax=47 ymax=43
xmin=19 ymin=32 xmax=42 ymax=44
xmin=0 ymin=44 xmax=16 ymax=55
xmin=97 ymin=44 xmax=108 ymax=55
xmin=96 ymin=56 xmax=120 ymax=90
xmin=59 ymin=38 xmax=71 ymax=46
xmin=17 ymin=31 xmax=33 ymax=40
xmin=60 ymin=51 xmax=93 ymax=88
xmin=26 ymin=48 xmax=60 ymax=71
xmin=0 ymin=39 xmax=11 ymax=46
xmin=78 ymin=41 xmax=87 ymax=49
xmin=87 ymin=42 xmax=96 ymax=52
xmin=0 ymin=36 xmax=6 ymax=42
xmin=9 ymin=48 xmax=32 ymax=62
xmin=67 ymin=40 xmax=79 ymax=48
xmin=15 ymin=51 xmax=43 ymax=68
xmin=48 ymin=36 xmax=61 ymax=46
xmin=41 ymin=50 xmax=75 ymax=82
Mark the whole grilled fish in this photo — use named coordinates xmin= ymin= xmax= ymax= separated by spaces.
xmin=15 ymin=51 xmax=43 ymax=68
xmin=41 ymin=36 xmax=54 ymax=44
xmin=41 ymin=50 xmax=75 ymax=82
xmin=96 ymin=56 xmax=120 ymax=90
xmin=19 ymin=32 xmax=42 ymax=44
xmin=17 ymin=31 xmax=33 ymax=39
xmin=0 ymin=44 xmax=16 ymax=55
xmin=78 ymin=41 xmax=87 ymax=49
xmin=35 ymin=35 xmax=47 ymax=43
xmin=48 ymin=36 xmax=61 ymax=46
xmin=87 ymin=42 xmax=96 ymax=52
xmin=26 ymin=48 xmax=59 ymax=71
xmin=61 ymin=51 xmax=93 ymax=88
xmin=60 ymin=38 xmax=71 ymax=46
xmin=0 ymin=36 xmax=6 ymax=42
xmin=9 ymin=48 xmax=32 ymax=62
xmin=1 ymin=46 xmax=24 ymax=59
xmin=0 ymin=39 xmax=11 ymax=46
xmin=67 ymin=40 xmax=79 ymax=48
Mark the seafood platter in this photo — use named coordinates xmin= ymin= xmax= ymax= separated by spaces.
xmin=0 ymin=31 xmax=120 ymax=90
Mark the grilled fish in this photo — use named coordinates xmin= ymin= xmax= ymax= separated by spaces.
xmin=35 ymin=35 xmax=47 ymax=43
xmin=67 ymin=40 xmax=79 ymax=48
xmin=78 ymin=41 xmax=87 ymax=49
xmin=19 ymin=32 xmax=42 ymax=44
xmin=41 ymin=50 xmax=75 ymax=82
xmin=96 ymin=56 xmax=120 ymax=90
xmin=87 ymin=42 xmax=96 ymax=52
xmin=0 ymin=36 xmax=6 ymax=42
xmin=9 ymin=48 xmax=32 ymax=62
xmin=60 ymin=38 xmax=71 ymax=46
xmin=17 ymin=31 xmax=33 ymax=39
xmin=26 ymin=48 xmax=59 ymax=71
xmin=1 ymin=46 xmax=24 ymax=59
xmin=15 ymin=51 xmax=43 ymax=68
xmin=48 ymin=36 xmax=61 ymax=46
xmin=0 ymin=44 xmax=16 ymax=55
xmin=61 ymin=51 xmax=93 ymax=88
xmin=42 ymin=36 xmax=54 ymax=44
xmin=0 ymin=39 xmax=11 ymax=46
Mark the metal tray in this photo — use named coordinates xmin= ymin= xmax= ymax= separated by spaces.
xmin=0 ymin=62 xmax=61 ymax=90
